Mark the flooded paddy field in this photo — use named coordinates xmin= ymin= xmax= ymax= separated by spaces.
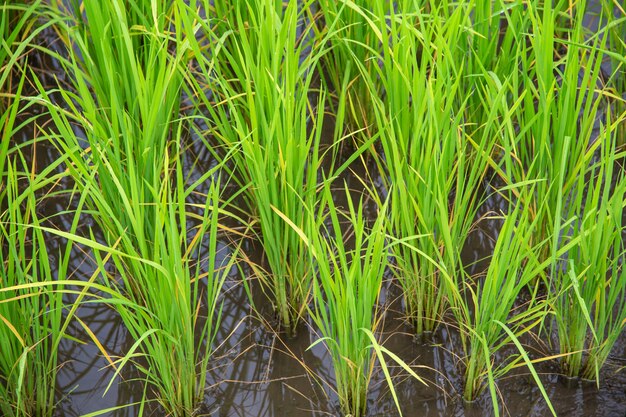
xmin=2 ymin=1 xmax=626 ymax=416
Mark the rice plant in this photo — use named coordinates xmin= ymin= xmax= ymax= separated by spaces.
xmin=310 ymin=186 xmax=387 ymax=417
xmin=357 ymin=3 xmax=498 ymax=335
xmin=554 ymin=125 xmax=626 ymax=381
xmin=278 ymin=183 xmax=424 ymax=417
xmin=314 ymin=0 xmax=398 ymax=136
xmin=186 ymin=0 xmax=333 ymax=335
xmin=498 ymin=2 xmax=607 ymax=265
xmin=95 ymin=164 xmax=233 ymax=416
xmin=38 ymin=1 xmax=234 ymax=414
xmin=0 ymin=80 xmax=82 ymax=416
xmin=456 ymin=200 xmax=555 ymax=408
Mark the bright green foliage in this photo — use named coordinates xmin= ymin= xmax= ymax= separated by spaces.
xmin=0 ymin=88 xmax=54 ymax=417
xmin=190 ymin=0 xmax=329 ymax=334
xmin=555 ymin=128 xmax=626 ymax=381
xmin=38 ymin=1 xmax=233 ymax=415
xmin=49 ymin=0 xmax=187 ymax=250
xmin=303 ymin=184 xmax=389 ymax=417
xmin=458 ymin=201 xmax=550 ymax=404
xmin=358 ymin=3 xmax=497 ymax=334
xmin=499 ymin=3 xmax=606 ymax=262
xmin=0 ymin=80 xmax=83 ymax=416
xmin=0 ymin=169 xmax=60 ymax=417
xmin=2 ymin=0 xmax=626 ymax=415
xmin=0 ymin=5 xmax=69 ymax=416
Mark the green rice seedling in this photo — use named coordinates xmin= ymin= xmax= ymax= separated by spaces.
xmin=358 ymin=3 xmax=498 ymax=335
xmin=277 ymin=183 xmax=424 ymax=417
xmin=184 ymin=0 xmax=338 ymax=334
xmin=0 ymin=85 xmax=84 ymax=416
xmin=457 ymin=200 xmax=554 ymax=407
xmin=490 ymin=2 xmax=624 ymax=385
xmin=309 ymin=185 xmax=387 ymax=417
xmin=39 ymin=2 xmax=235 ymax=414
xmin=498 ymin=3 xmax=608 ymax=268
xmin=314 ymin=0 xmax=398 ymax=136
xmin=0 ymin=168 xmax=59 ymax=417
xmin=597 ymin=2 xmax=625 ymax=145
xmin=95 ymin=160 xmax=234 ymax=417
xmin=462 ymin=202 xmax=545 ymax=401
xmin=553 ymin=125 xmax=626 ymax=381
xmin=309 ymin=185 xmax=385 ymax=416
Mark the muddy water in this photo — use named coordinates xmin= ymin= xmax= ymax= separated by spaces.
xmin=7 ymin=9 xmax=625 ymax=417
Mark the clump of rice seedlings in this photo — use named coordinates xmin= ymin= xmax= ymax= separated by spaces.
xmin=0 ymin=85 xmax=82 ymax=416
xmin=97 ymin=161 xmax=233 ymax=417
xmin=282 ymin=183 xmax=424 ymax=417
xmin=498 ymin=3 xmax=607 ymax=264
xmin=39 ymin=1 xmax=234 ymax=414
xmin=553 ymin=126 xmax=626 ymax=381
xmin=0 ymin=170 xmax=59 ymax=417
xmin=456 ymin=200 xmax=556 ymax=411
xmin=314 ymin=0 xmax=397 ymax=136
xmin=187 ymin=0 xmax=333 ymax=334
xmin=359 ymin=3 xmax=497 ymax=335
xmin=597 ymin=2 xmax=625 ymax=145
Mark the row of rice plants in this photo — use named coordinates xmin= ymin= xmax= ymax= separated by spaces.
xmin=182 ymin=3 xmax=409 ymax=413
xmin=1 ymin=0 xmax=625 ymax=416
xmin=318 ymin=0 xmax=626 ymax=411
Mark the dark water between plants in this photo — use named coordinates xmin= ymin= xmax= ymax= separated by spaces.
xmin=10 ymin=4 xmax=626 ymax=415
